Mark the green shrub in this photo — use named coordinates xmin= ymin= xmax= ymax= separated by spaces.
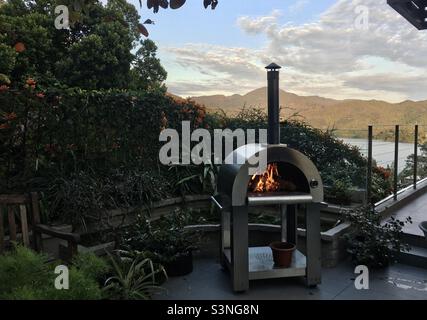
xmin=104 ymin=250 xmax=166 ymax=300
xmin=1 ymin=80 xmax=388 ymax=223
xmin=45 ymin=169 xmax=173 ymax=229
xmin=0 ymin=246 xmax=50 ymax=295
xmin=0 ymin=85 xmax=208 ymax=225
xmin=44 ymin=267 xmax=104 ymax=300
xmin=343 ymin=206 xmax=412 ymax=268
xmin=124 ymin=209 xmax=200 ymax=264
xmin=72 ymin=252 xmax=111 ymax=282
xmin=325 ymin=178 xmax=353 ymax=205
xmin=0 ymin=246 xmax=107 ymax=300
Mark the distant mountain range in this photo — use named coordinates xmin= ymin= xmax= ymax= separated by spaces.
xmin=185 ymin=88 xmax=427 ymax=141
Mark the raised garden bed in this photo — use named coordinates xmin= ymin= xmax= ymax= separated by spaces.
xmin=47 ymin=195 xmax=352 ymax=267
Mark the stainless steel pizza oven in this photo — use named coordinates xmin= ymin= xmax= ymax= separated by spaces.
xmin=212 ymin=63 xmax=324 ymax=292
xmin=218 ymin=144 xmax=324 ymax=207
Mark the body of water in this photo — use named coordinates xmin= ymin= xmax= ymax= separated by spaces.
xmin=340 ymin=138 xmax=420 ymax=174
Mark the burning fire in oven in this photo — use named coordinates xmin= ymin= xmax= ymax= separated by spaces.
xmin=248 ymin=163 xmax=297 ymax=193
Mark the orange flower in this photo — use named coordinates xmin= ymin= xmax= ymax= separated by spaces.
xmin=14 ymin=42 xmax=26 ymax=53
xmin=160 ymin=111 xmax=168 ymax=128
xmin=36 ymin=92 xmax=45 ymax=98
xmin=26 ymin=78 xmax=36 ymax=89
xmin=0 ymin=123 xmax=10 ymax=130
xmin=0 ymin=85 xmax=9 ymax=92
xmin=3 ymin=112 xmax=17 ymax=121
xmin=195 ymin=116 xmax=204 ymax=126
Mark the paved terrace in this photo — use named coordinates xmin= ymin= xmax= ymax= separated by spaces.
xmin=156 ymin=188 xmax=427 ymax=300
xmin=156 ymin=259 xmax=427 ymax=300
xmin=392 ymin=190 xmax=427 ymax=237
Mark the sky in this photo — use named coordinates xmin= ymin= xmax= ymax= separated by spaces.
xmin=127 ymin=0 xmax=427 ymax=103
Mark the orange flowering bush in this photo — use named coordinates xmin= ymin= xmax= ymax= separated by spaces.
xmin=0 ymin=123 xmax=10 ymax=130
xmin=0 ymin=86 xmax=207 ymax=195
xmin=25 ymin=78 xmax=36 ymax=89
xmin=3 ymin=112 xmax=17 ymax=121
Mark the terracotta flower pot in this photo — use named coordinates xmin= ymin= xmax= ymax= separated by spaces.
xmin=269 ymin=241 xmax=296 ymax=268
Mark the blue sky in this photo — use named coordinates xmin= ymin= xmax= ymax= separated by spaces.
xmin=127 ymin=0 xmax=427 ymax=102
xmin=140 ymin=0 xmax=336 ymax=47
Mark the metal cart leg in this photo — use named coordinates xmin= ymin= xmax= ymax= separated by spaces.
xmin=231 ymin=205 xmax=249 ymax=292
xmin=280 ymin=204 xmax=287 ymax=242
xmin=306 ymin=203 xmax=322 ymax=287
xmin=286 ymin=204 xmax=297 ymax=245
xmin=220 ymin=210 xmax=231 ymax=269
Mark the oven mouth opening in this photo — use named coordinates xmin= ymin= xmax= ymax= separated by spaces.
xmin=248 ymin=162 xmax=310 ymax=195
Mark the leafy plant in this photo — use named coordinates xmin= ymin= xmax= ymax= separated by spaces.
xmin=0 ymin=246 xmax=107 ymax=300
xmin=124 ymin=209 xmax=200 ymax=264
xmin=325 ymin=178 xmax=353 ymax=205
xmin=0 ymin=245 xmax=50 ymax=295
xmin=372 ymin=165 xmax=393 ymax=203
xmin=104 ymin=250 xmax=166 ymax=300
xmin=72 ymin=252 xmax=111 ymax=282
xmin=43 ymin=169 xmax=173 ymax=231
xmin=342 ymin=206 xmax=412 ymax=268
xmin=174 ymin=163 xmax=218 ymax=195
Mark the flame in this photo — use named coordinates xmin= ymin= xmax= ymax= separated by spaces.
xmin=250 ymin=163 xmax=281 ymax=193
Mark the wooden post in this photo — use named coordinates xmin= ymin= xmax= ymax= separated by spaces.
xmin=19 ymin=205 xmax=30 ymax=247
xmin=0 ymin=208 xmax=4 ymax=253
xmin=8 ymin=207 xmax=17 ymax=242
xmin=31 ymin=192 xmax=43 ymax=251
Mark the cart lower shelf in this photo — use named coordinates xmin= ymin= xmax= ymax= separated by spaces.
xmin=223 ymin=246 xmax=307 ymax=280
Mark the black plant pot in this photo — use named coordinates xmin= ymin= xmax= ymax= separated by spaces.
xmin=164 ymin=251 xmax=193 ymax=277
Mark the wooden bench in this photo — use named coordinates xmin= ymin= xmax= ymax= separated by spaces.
xmin=0 ymin=192 xmax=80 ymax=260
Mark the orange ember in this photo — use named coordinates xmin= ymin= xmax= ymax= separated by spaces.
xmin=249 ymin=163 xmax=281 ymax=193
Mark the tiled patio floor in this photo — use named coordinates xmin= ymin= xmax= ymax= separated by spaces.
xmin=392 ymin=191 xmax=427 ymax=237
xmin=156 ymin=258 xmax=427 ymax=300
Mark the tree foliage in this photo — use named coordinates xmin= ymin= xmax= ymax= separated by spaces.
xmin=143 ymin=0 xmax=218 ymax=13
xmin=400 ymin=142 xmax=427 ymax=180
xmin=130 ymin=39 xmax=167 ymax=91
xmin=0 ymin=0 xmax=167 ymax=90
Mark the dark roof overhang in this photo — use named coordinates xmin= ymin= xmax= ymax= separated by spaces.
xmin=388 ymin=0 xmax=427 ymax=30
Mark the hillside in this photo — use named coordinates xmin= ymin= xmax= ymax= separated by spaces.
xmin=187 ymin=88 xmax=427 ymax=141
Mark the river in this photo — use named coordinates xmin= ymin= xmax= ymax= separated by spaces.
xmin=340 ymin=138 xmax=420 ymax=174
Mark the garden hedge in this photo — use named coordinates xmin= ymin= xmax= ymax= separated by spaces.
xmin=0 ymin=82 xmax=389 ymax=227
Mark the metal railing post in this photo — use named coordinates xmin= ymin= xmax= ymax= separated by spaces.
xmin=394 ymin=125 xmax=399 ymax=201
xmin=414 ymin=125 xmax=418 ymax=189
xmin=367 ymin=125 xmax=373 ymax=205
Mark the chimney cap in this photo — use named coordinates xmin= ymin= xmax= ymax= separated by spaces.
xmin=265 ymin=62 xmax=281 ymax=70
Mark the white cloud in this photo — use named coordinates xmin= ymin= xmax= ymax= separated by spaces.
xmin=289 ymin=0 xmax=309 ymax=14
xmin=236 ymin=9 xmax=281 ymax=35
xmin=164 ymin=44 xmax=266 ymax=96
xmin=165 ymin=0 xmax=427 ymax=102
